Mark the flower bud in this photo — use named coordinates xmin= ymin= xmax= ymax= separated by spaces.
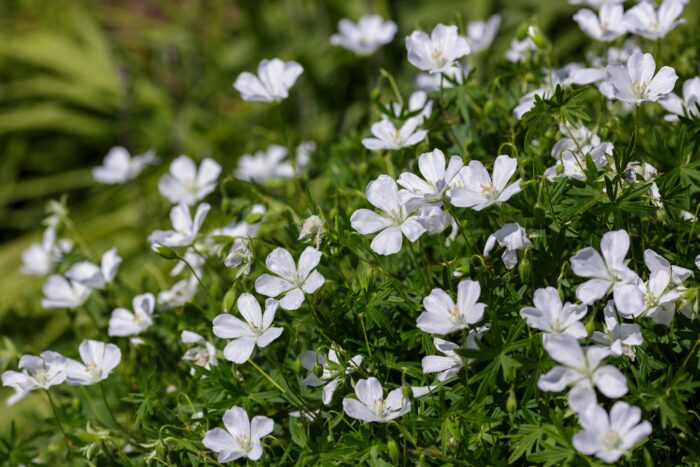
xmin=152 ymin=244 xmax=178 ymax=260
xmin=313 ymin=363 xmax=324 ymax=378
xmin=387 ymin=438 xmax=399 ymax=460
xmin=518 ymin=255 xmax=531 ymax=283
xmin=223 ymin=289 xmax=236 ymax=312
xmin=534 ymin=203 xmax=546 ymax=225
xmin=292 ymin=358 xmax=302 ymax=373
xmin=402 ymin=385 xmax=413 ymax=402
xmin=506 ymin=390 xmax=517 ymax=413
xmin=527 ymin=25 xmax=546 ymax=48
xmin=483 ymin=100 xmax=494 ymax=115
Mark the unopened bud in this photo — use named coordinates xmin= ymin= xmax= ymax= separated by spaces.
xmin=292 ymin=358 xmax=302 ymax=373
xmin=518 ymin=255 xmax=531 ymax=283
xmin=152 ymin=244 xmax=178 ymax=260
xmin=223 ymin=289 xmax=236 ymax=312
xmin=387 ymin=439 xmax=399 ymax=460
xmin=484 ymin=100 xmax=494 ymax=115
xmin=534 ymin=203 xmax=546 ymax=225
xmin=313 ymin=364 xmax=324 ymax=378
xmin=506 ymin=390 xmax=517 ymax=413
xmin=527 ymin=25 xmax=546 ymax=48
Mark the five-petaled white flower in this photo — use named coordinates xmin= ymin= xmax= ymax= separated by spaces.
xmin=483 ymin=223 xmax=532 ymax=270
xmin=181 ymin=330 xmax=218 ymax=372
xmin=350 ymin=175 xmax=426 ymax=256
xmin=301 ymin=346 xmax=363 ymax=404
xmin=158 ymin=155 xmax=221 ymax=205
xmin=234 ymin=58 xmax=303 ymax=102
xmin=422 ymin=338 xmax=464 ymax=382
xmin=406 ymin=24 xmax=470 ymax=74
xmin=417 ymin=280 xmax=486 ymax=335
xmin=658 ymin=76 xmax=700 ymax=121
xmin=450 ymin=155 xmax=522 ymax=210
xmin=2 ymin=351 xmax=67 ymax=405
xmin=342 ymin=377 xmax=411 ymax=423
xmin=505 ymin=37 xmax=537 ymax=63
xmin=158 ymin=278 xmax=198 ymax=309
xmin=520 ymin=287 xmax=588 ymax=339
xmin=570 ymin=230 xmax=639 ymax=305
xmin=254 ymin=247 xmax=325 ymax=310
xmin=93 ymin=146 xmax=157 ymax=184
xmin=623 ymin=0 xmax=686 ymax=40
xmin=234 ymin=143 xmax=312 ymax=183
xmin=592 ymin=301 xmax=643 ymax=359
xmin=330 ymin=15 xmax=397 ymax=55
xmin=604 ymin=52 xmax=677 ymax=105
xmin=390 ymin=91 xmax=433 ymax=123
xmin=212 ymin=294 xmax=283 ymax=363
xmin=466 ymin=15 xmax=501 ymax=53
xmin=21 ymin=225 xmax=72 ymax=276
xmin=41 ymin=275 xmax=91 ymax=309
xmin=361 ymin=116 xmax=427 ymax=151
xmin=573 ymin=402 xmax=652 ymax=464
xmin=573 ymin=4 xmax=627 ymax=42
xmin=202 ymin=406 xmax=274 ymax=462
xmin=66 ymin=247 xmax=122 ymax=289
xmin=149 ymin=203 xmax=210 ymax=248
xmin=108 ymin=293 xmax=155 ymax=337
xmin=538 ymin=334 xmax=628 ymax=413
xmin=398 ymin=149 xmax=463 ymax=211
xmin=64 ymin=340 xmax=121 ymax=385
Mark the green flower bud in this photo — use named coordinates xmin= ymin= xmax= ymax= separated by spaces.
xmin=527 ymin=25 xmax=546 ymax=48
xmin=223 ymin=289 xmax=236 ymax=312
xmin=387 ymin=438 xmax=399 ymax=460
xmin=518 ymin=255 xmax=532 ymax=283
xmin=484 ymin=100 xmax=494 ymax=115
xmin=506 ymin=390 xmax=517 ymax=413
xmin=152 ymin=244 xmax=178 ymax=260
xmin=534 ymin=203 xmax=546 ymax=225
xmin=313 ymin=363 xmax=324 ymax=378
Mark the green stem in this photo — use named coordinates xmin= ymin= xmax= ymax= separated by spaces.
xmin=46 ymin=389 xmax=67 ymax=437
xmin=248 ymin=359 xmax=286 ymax=394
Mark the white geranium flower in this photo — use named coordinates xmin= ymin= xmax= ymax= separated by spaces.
xmin=505 ymin=37 xmax=537 ymax=63
xmin=202 ymin=406 xmax=274 ymax=462
xmin=658 ymin=76 xmax=700 ymax=121
xmin=158 ymin=156 xmax=221 ymax=205
xmin=108 ymin=293 xmax=155 ymax=337
xmin=65 ymin=247 xmax=122 ymax=289
xmin=696 ymin=254 xmax=700 ymax=269
xmin=158 ymin=278 xmax=198 ymax=309
xmin=149 ymin=203 xmax=210 ymax=248
xmin=342 ymin=377 xmax=410 ymax=423
xmin=234 ymin=143 xmax=311 ymax=183
xmin=466 ymin=15 xmax=501 ymax=53
xmin=362 ymin=116 xmax=427 ymax=151
xmin=390 ymin=91 xmax=433 ymax=123
xmin=2 ymin=351 xmax=67 ymax=405
xmin=406 ymin=24 xmax=470 ymax=74
xmin=417 ymin=280 xmax=486 ymax=335
xmin=614 ymin=268 xmax=681 ymax=324
xmin=573 ymin=4 xmax=626 ymax=42
xmin=21 ymin=225 xmax=72 ymax=276
xmin=224 ymin=239 xmax=253 ymax=276
xmin=212 ymin=294 xmax=283 ymax=363
xmin=604 ymin=52 xmax=677 ymax=105
xmin=330 ymin=15 xmax=397 ymax=55
xmin=573 ymin=402 xmax=652 ymax=464
xmin=41 ymin=275 xmax=91 ymax=309
xmin=93 ymin=146 xmax=157 ymax=184
xmin=643 ymin=249 xmax=693 ymax=285
xmin=545 ymin=142 xmax=612 ymax=181
xmin=592 ymin=301 xmax=643 ymax=359
xmin=483 ymin=223 xmax=532 ymax=270
xmin=301 ymin=346 xmax=362 ymax=404
xmin=398 ymin=149 xmax=463 ymax=211
xmin=298 ymin=215 xmax=325 ymax=246
xmin=520 ymin=287 xmax=588 ymax=339
xmin=181 ymin=330 xmax=218 ymax=372
xmin=513 ymin=64 xmax=582 ymax=119
xmin=254 ymin=247 xmax=325 ymax=310
xmin=422 ymin=338 xmax=463 ymax=382
xmin=415 ymin=62 xmax=471 ymax=92
xmin=64 ymin=340 xmax=121 ymax=385
xmin=450 ymin=155 xmax=522 ymax=210
xmin=233 ymin=58 xmax=303 ymax=102
xmin=623 ymin=0 xmax=685 ymax=40
xmin=538 ymin=334 xmax=628 ymax=413
xmin=350 ymin=175 xmax=426 ymax=255
xmin=570 ymin=230 xmax=639 ymax=305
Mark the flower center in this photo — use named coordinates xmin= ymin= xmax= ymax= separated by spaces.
xmin=372 ymin=399 xmax=387 ymax=417
xmin=33 ymin=368 xmax=49 ymax=386
xmin=448 ymin=305 xmax=463 ymax=325
xmin=643 ymin=286 xmax=657 ymax=306
xmin=234 ymin=434 xmax=252 ymax=453
xmin=603 ymin=429 xmax=621 ymax=449
xmin=86 ymin=363 xmax=101 ymax=379
xmin=631 ymin=80 xmax=648 ymax=99
xmin=431 ymin=49 xmax=446 ymax=67
xmin=480 ymin=182 xmax=496 ymax=197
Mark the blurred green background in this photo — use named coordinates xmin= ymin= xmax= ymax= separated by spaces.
xmin=1 ymin=0 xmax=698 ymax=434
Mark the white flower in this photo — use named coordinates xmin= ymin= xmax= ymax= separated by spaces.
xmin=21 ymin=225 xmax=72 ymax=276
xmin=149 ymin=203 xmax=210 ymax=248
xmin=520 ymin=287 xmax=588 ymax=339
xmin=406 ymin=24 xmax=470 ymax=74
xmin=330 ymin=15 xmax=397 ymax=55
xmin=513 ymin=65 xmax=582 ymax=119
xmin=696 ymin=254 xmax=700 ymax=270
xmin=301 ymin=346 xmax=362 ymax=404
xmin=417 ymin=280 xmax=486 ymax=335
xmin=658 ymin=76 xmax=700 ymax=121
xmin=415 ymin=62 xmax=471 ymax=92
xmin=41 ymin=275 xmax=91 ymax=309
xmin=158 ymin=278 xmax=198 ymax=309
xmin=65 ymin=247 xmax=122 ymax=289
xmin=505 ymin=37 xmax=537 ymax=63
xmin=569 ymin=0 xmax=623 ymax=7
xmin=224 ymin=239 xmax=253 ymax=276
xmin=390 ymin=91 xmax=433 ymax=123
xmin=538 ymin=334 xmax=628 ymax=413
xmin=158 ymin=155 xmax=221 ymax=205
xmin=254 ymin=247 xmax=325 ymax=310
xmin=483 ymin=223 xmax=532 ymax=270
xmin=298 ymin=215 xmax=325 ymax=248
xmin=342 ymin=377 xmax=410 ymax=423
xmin=362 ymin=116 xmax=427 ymax=151
xmin=573 ymin=402 xmax=652 ymax=463
xmin=450 ymin=155 xmax=522 ymax=210
xmin=350 ymin=175 xmax=426 ymax=256
xmin=573 ymin=4 xmax=626 ymax=42
xmin=570 ymin=230 xmax=639 ymax=305
xmin=234 ymin=144 xmax=298 ymax=183
xmin=92 ymin=146 xmax=157 ymax=184
xmin=604 ymin=52 xmax=677 ymax=105
xmin=202 ymin=406 xmax=274 ymax=462
xmin=422 ymin=338 xmax=464 ymax=382
xmin=108 ymin=293 xmax=155 ymax=337
xmin=623 ymin=0 xmax=685 ymax=40
xmin=233 ymin=58 xmax=303 ymax=102
xmin=181 ymin=330 xmax=218 ymax=372
xmin=398 ymin=149 xmax=463 ymax=211
xmin=592 ymin=301 xmax=643 ymax=359
xmin=2 ymin=351 xmax=67 ymax=405
xmin=466 ymin=15 xmax=501 ymax=53
xmin=64 ymin=340 xmax=121 ymax=385
xmin=545 ymin=143 xmax=612 ymax=181
xmin=212 ymin=294 xmax=283 ymax=363
xmin=614 ymin=267 xmax=681 ymax=323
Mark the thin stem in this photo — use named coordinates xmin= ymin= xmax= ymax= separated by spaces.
xmin=178 ymin=251 xmax=215 ymax=302
xmin=248 ymin=359 xmax=286 ymax=394
xmin=46 ymin=389 xmax=67 ymax=437
xmin=100 ymin=382 xmax=133 ymax=439
xmin=359 ymin=312 xmax=372 ymax=358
